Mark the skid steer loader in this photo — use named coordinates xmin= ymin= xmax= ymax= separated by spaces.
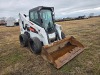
xmin=19 ymin=6 xmax=84 ymax=69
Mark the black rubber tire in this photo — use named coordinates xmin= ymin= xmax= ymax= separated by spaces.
xmin=19 ymin=34 xmax=28 ymax=47
xmin=61 ymin=32 xmax=66 ymax=39
xmin=29 ymin=37 xmax=42 ymax=54
xmin=24 ymin=32 xmax=30 ymax=38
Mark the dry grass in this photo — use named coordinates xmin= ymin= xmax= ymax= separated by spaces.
xmin=0 ymin=17 xmax=100 ymax=75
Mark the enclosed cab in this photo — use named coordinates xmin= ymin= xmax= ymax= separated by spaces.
xmin=29 ymin=6 xmax=60 ymax=43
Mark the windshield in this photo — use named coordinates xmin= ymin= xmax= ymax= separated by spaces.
xmin=40 ymin=9 xmax=54 ymax=31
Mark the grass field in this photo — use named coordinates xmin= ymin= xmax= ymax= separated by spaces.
xmin=0 ymin=17 xmax=100 ymax=75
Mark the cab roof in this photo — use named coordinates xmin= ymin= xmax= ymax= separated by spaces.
xmin=29 ymin=6 xmax=54 ymax=12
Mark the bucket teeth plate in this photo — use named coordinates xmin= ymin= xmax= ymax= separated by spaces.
xmin=41 ymin=36 xmax=84 ymax=69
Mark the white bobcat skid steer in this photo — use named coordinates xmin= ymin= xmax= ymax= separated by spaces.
xmin=19 ymin=6 xmax=84 ymax=69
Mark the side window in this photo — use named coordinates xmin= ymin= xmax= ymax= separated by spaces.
xmin=30 ymin=11 xmax=40 ymax=25
xmin=30 ymin=12 xmax=34 ymax=20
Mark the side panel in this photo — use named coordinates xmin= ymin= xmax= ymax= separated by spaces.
xmin=19 ymin=14 xmax=26 ymax=34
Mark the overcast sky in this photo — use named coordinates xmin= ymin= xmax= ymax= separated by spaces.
xmin=0 ymin=0 xmax=100 ymax=19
